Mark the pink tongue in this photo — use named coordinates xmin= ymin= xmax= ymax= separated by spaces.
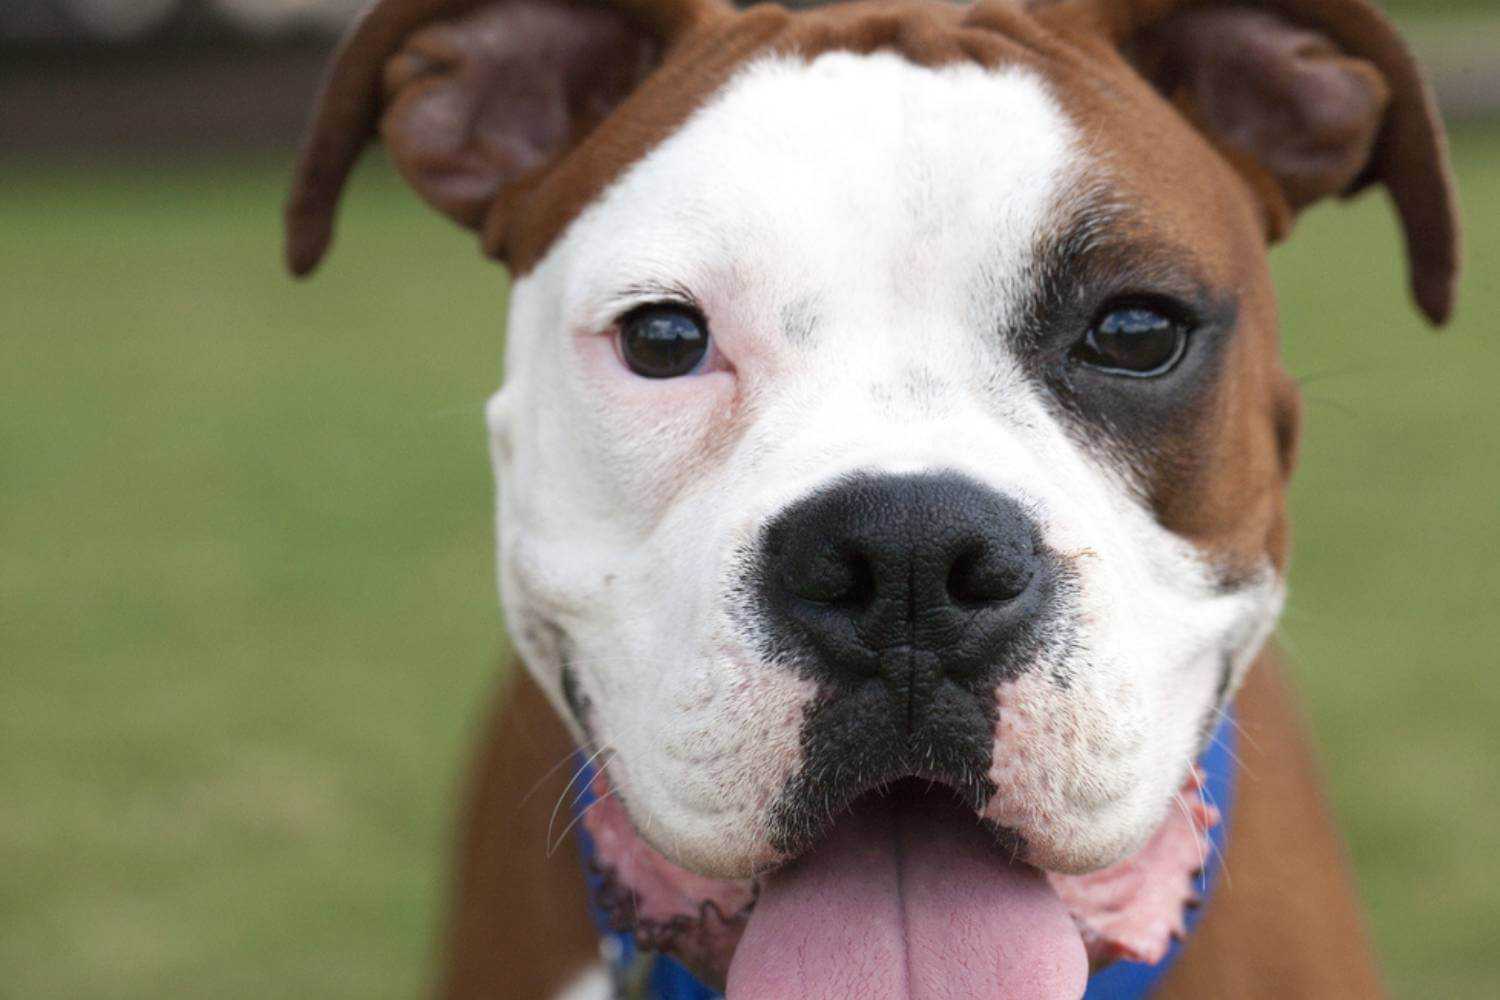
xmin=726 ymin=790 xmax=1087 ymax=1000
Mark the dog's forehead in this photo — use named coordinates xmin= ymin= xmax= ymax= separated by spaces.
xmin=558 ymin=50 xmax=1082 ymax=337
xmin=509 ymin=0 xmax=1264 ymax=290
xmin=505 ymin=0 xmax=1129 ymax=275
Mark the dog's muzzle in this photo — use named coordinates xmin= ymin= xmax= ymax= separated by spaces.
xmin=750 ymin=471 xmax=1061 ymax=823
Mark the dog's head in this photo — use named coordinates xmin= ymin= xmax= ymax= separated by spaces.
xmin=290 ymin=0 xmax=1457 ymax=987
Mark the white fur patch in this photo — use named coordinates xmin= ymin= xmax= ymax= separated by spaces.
xmin=488 ymin=51 xmax=1282 ymax=878
xmin=553 ymin=962 xmax=611 ymax=1000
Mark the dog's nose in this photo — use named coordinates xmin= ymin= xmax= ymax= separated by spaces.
xmin=757 ymin=472 xmax=1048 ymax=688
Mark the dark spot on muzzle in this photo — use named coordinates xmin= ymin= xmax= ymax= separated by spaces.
xmin=743 ymin=471 xmax=1071 ymax=854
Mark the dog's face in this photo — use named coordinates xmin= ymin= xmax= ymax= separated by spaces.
xmin=490 ymin=46 xmax=1298 ymax=877
xmin=289 ymin=0 xmax=1457 ymax=958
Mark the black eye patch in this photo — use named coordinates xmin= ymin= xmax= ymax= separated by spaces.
xmin=1007 ymin=210 xmax=1239 ymax=459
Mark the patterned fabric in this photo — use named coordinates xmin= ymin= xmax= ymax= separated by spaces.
xmin=574 ymin=711 xmax=1238 ymax=1000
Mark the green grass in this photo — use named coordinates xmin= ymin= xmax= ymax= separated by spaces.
xmin=0 ymin=158 xmax=506 ymax=997
xmin=3 ymin=128 xmax=1497 ymax=998
xmin=1274 ymin=128 xmax=1500 ymax=997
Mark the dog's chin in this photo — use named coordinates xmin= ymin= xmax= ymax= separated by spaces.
xmin=584 ymin=766 xmax=1219 ymax=993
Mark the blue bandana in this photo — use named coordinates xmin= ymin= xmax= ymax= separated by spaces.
xmin=574 ymin=711 xmax=1236 ymax=1000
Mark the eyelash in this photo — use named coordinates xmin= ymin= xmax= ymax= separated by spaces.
xmin=602 ymin=287 xmax=701 ymax=324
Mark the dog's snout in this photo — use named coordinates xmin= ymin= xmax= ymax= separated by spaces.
xmin=752 ymin=473 xmax=1056 ymax=817
xmin=758 ymin=472 xmax=1048 ymax=685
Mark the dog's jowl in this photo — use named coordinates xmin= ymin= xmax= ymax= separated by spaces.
xmin=288 ymin=0 xmax=1459 ymax=997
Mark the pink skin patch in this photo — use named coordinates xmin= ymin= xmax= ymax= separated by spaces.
xmin=583 ymin=774 xmax=755 ymax=985
xmin=582 ymin=767 xmax=1219 ymax=984
xmin=1049 ymin=766 xmax=1220 ymax=968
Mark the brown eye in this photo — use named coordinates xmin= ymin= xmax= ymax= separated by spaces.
xmin=1075 ymin=303 xmax=1190 ymax=376
xmin=619 ymin=304 xmax=709 ymax=379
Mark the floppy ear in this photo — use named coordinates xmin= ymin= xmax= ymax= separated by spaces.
xmin=1036 ymin=0 xmax=1461 ymax=325
xmin=285 ymin=0 xmax=725 ymax=277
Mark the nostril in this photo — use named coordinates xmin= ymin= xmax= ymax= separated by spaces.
xmin=946 ymin=542 xmax=1034 ymax=606
xmin=758 ymin=473 xmax=1048 ymax=691
xmin=790 ymin=546 xmax=876 ymax=607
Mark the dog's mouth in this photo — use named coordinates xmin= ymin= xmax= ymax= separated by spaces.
xmin=730 ymin=780 xmax=1086 ymax=997
xmin=583 ymin=771 xmax=1218 ymax=996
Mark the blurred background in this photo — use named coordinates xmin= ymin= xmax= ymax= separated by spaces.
xmin=2 ymin=1 xmax=1496 ymax=996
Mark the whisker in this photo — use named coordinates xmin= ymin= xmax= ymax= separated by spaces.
xmin=1294 ymin=362 xmax=1387 ymax=387
xmin=1173 ymin=791 xmax=1208 ymax=886
xmin=570 ymin=750 xmax=616 ymax=810
xmin=1195 ymin=780 xmax=1232 ymax=891
xmin=548 ymin=788 xmax=616 ymax=857
xmin=1298 ymin=394 xmax=1363 ymax=420
xmin=521 ymin=740 xmax=603 ymax=808
xmin=1206 ymin=714 xmax=1255 ymax=779
xmin=1211 ymin=701 xmax=1262 ymax=760
xmin=547 ymin=743 xmax=614 ymax=855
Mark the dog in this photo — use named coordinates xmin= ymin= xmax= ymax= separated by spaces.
xmin=286 ymin=0 xmax=1460 ymax=996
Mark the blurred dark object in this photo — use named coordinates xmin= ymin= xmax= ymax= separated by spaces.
xmin=0 ymin=1 xmax=361 ymax=43
xmin=1 ymin=0 xmax=194 ymax=43
xmin=0 ymin=2 xmax=365 ymax=153
xmin=0 ymin=46 xmax=329 ymax=153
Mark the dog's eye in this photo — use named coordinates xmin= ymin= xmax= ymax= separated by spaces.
xmin=1074 ymin=302 xmax=1190 ymax=377
xmin=618 ymin=304 xmax=710 ymax=379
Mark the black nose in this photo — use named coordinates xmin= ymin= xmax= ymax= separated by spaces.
xmin=757 ymin=472 xmax=1049 ymax=690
